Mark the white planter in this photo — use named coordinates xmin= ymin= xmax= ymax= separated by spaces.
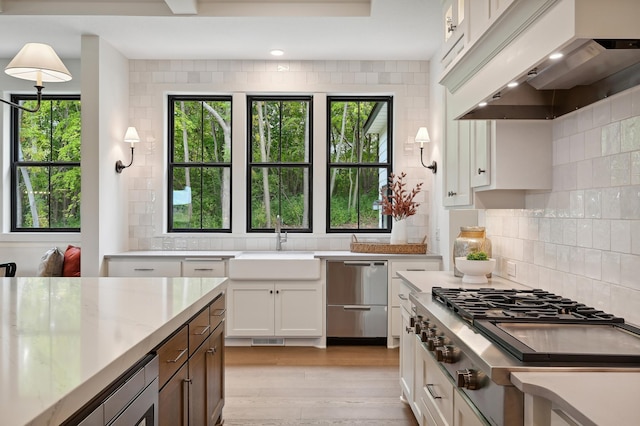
xmin=390 ymin=219 xmax=408 ymax=245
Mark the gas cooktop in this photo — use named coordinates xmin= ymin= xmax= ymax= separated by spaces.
xmin=431 ymin=287 xmax=640 ymax=363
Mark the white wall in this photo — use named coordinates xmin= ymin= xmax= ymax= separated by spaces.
xmin=485 ymin=85 xmax=640 ymax=325
xmin=127 ymin=60 xmax=435 ymax=252
xmin=80 ymin=35 xmax=130 ymax=276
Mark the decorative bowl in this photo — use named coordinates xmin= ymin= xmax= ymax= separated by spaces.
xmin=454 ymin=257 xmax=496 ymax=284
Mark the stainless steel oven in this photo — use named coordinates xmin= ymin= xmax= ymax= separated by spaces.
xmin=326 ymin=260 xmax=388 ymax=343
xmin=409 ymin=286 xmax=640 ymax=426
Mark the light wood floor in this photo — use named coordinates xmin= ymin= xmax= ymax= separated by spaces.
xmin=223 ymin=346 xmax=417 ymax=425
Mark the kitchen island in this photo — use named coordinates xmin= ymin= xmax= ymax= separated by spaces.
xmin=0 ymin=276 xmax=227 ymax=426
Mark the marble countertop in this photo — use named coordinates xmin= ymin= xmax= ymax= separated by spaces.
xmin=512 ymin=371 xmax=640 ymax=426
xmin=396 ymin=269 xmax=529 ymax=293
xmin=105 ymin=250 xmax=443 ymax=261
xmin=0 ymin=276 xmax=228 ymax=426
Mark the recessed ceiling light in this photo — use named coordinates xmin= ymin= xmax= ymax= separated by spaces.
xmin=507 ymin=81 xmax=519 ymax=88
xmin=549 ymin=52 xmax=563 ymax=60
xmin=270 ymin=49 xmax=284 ymax=57
xmin=478 ymin=102 xmax=488 ymax=107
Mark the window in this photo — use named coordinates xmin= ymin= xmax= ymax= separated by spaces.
xmin=247 ymin=96 xmax=312 ymax=232
xmin=326 ymin=96 xmax=392 ymax=232
xmin=168 ymin=96 xmax=232 ymax=232
xmin=11 ymin=95 xmax=81 ymax=231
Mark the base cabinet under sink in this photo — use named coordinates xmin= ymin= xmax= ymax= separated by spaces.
xmin=226 ymin=281 xmax=323 ymax=338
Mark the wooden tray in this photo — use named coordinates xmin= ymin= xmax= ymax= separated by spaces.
xmin=349 ymin=235 xmax=427 ymax=254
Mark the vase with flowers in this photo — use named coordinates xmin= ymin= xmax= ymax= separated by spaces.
xmin=380 ymin=172 xmax=423 ymax=244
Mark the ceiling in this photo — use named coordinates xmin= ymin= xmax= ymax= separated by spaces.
xmin=0 ymin=0 xmax=443 ymax=61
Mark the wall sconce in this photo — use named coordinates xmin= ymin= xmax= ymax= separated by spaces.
xmin=415 ymin=127 xmax=437 ymax=174
xmin=1 ymin=43 xmax=72 ymax=113
xmin=115 ymin=127 xmax=140 ymax=173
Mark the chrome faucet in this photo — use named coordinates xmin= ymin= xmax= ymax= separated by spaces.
xmin=275 ymin=215 xmax=287 ymax=251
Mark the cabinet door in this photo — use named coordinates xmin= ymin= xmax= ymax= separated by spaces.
xmin=444 ymin=92 xmax=472 ymax=207
xmin=159 ymin=362 xmax=188 ymax=426
xmin=207 ymin=322 xmax=225 ymax=426
xmin=470 ymin=120 xmax=490 ymax=188
xmin=189 ymin=335 xmax=208 ymax=426
xmin=423 ymin=349 xmax=454 ymax=426
xmin=226 ymin=283 xmax=275 ymax=336
xmin=275 ymin=282 xmax=322 ymax=337
xmin=400 ymin=306 xmax=415 ymax=404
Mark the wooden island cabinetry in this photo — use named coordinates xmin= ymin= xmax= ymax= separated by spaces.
xmin=158 ymin=292 xmax=226 ymax=426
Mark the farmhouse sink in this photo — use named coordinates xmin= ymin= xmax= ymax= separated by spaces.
xmin=228 ymin=251 xmax=320 ymax=280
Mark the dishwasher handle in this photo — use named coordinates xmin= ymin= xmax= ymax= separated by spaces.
xmin=343 ymin=305 xmax=372 ymax=311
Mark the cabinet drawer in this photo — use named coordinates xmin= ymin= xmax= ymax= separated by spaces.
xmin=210 ymin=292 xmax=226 ymax=330
xmin=189 ymin=306 xmax=210 ymax=355
xmin=391 ymin=260 xmax=439 ymax=277
xmin=422 ymin=350 xmax=454 ymax=426
xmin=157 ymin=325 xmax=189 ymax=388
xmin=108 ymin=260 xmax=182 ymax=277
xmin=181 ymin=260 xmax=226 ymax=277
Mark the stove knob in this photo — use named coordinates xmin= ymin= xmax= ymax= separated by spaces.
xmin=435 ymin=345 xmax=456 ymax=363
xmin=410 ymin=316 xmax=416 ymax=328
xmin=456 ymin=369 xmax=479 ymax=390
xmin=427 ymin=336 xmax=443 ymax=351
xmin=425 ymin=327 xmax=437 ymax=338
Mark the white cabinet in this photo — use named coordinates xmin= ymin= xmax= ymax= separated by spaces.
xmin=444 ymin=92 xmax=472 ymax=207
xmin=389 ymin=259 xmax=441 ymax=346
xmin=107 ymin=259 xmax=182 ymax=277
xmin=226 ymin=281 xmax=322 ymax=338
xmin=472 ymin=120 xmax=552 ymax=191
xmin=441 ymin=0 xmax=467 ymax=69
xmin=400 ymin=303 xmax=416 ymax=407
xmin=181 ymin=259 xmax=226 ymax=277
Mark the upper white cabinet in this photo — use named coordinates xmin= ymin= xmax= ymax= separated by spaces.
xmin=444 ymin=91 xmax=472 ymax=207
xmin=440 ymin=0 xmax=515 ymax=74
xmin=470 ymin=120 xmax=552 ymax=208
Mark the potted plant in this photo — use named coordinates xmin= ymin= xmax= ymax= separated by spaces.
xmin=454 ymin=251 xmax=496 ymax=284
xmin=380 ymin=172 xmax=423 ymax=244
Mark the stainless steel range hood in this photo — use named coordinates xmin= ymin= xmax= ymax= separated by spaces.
xmin=460 ymin=38 xmax=640 ymax=120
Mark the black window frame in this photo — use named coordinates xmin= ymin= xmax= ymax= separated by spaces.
xmin=326 ymin=95 xmax=393 ymax=234
xmin=167 ymin=95 xmax=233 ymax=233
xmin=10 ymin=94 xmax=82 ymax=232
xmin=246 ymin=95 xmax=313 ymax=233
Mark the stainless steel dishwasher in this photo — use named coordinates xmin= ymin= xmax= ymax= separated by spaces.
xmin=326 ymin=260 xmax=388 ymax=344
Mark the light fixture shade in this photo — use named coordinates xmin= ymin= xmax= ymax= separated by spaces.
xmin=124 ymin=127 xmax=141 ymax=143
xmin=5 ymin=43 xmax=72 ymax=83
xmin=415 ymin=127 xmax=430 ymax=144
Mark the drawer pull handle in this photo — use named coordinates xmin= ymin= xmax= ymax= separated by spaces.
xmin=211 ymin=308 xmax=226 ymax=316
xmin=194 ymin=325 xmax=210 ymax=336
xmin=398 ymin=294 xmax=408 ymax=301
xmin=207 ymin=346 xmax=217 ymax=354
xmin=134 ymin=268 xmax=154 ymax=271
xmin=167 ymin=348 xmax=188 ymax=363
xmin=426 ymin=384 xmax=442 ymax=400
xmin=343 ymin=305 xmax=371 ymax=311
xmin=406 ymin=268 xmax=426 ymax=271
xmin=194 ymin=268 xmax=214 ymax=271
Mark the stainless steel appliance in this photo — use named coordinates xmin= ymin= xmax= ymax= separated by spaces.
xmin=327 ymin=260 xmax=387 ymax=343
xmin=410 ymin=286 xmax=640 ymax=426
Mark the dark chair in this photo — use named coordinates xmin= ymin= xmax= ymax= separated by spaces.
xmin=0 ymin=262 xmax=17 ymax=277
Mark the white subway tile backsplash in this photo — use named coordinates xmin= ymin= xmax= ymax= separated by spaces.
xmin=632 ymin=220 xmax=640 ymax=255
xmin=602 ymin=122 xmax=621 ymax=155
xmin=576 ymin=219 xmax=593 ymax=248
xmin=601 ymin=187 xmax=621 ymax=219
xmin=601 ymin=251 xmax=621 ymax=285
xmin=620 ymin=185 xmax=640 ymax=219
xmin=611 ymin=90 xmax=633 ymax=121
xmin=611 ymin=220 xmax=631 ymax=253
xmin=620 ymin=253 xmax=640 ymax=290
xmin=584 ymin=249 xmax=602 ymax=280
xmin=592 ymin=219 xmax=611 ymax=251
xmin=593 ymin=98 xmax=612 ymax=127
xmin=591 ymin=156 xmax=611 ymax=188
xmin=584 ymin=189 xmax=602 ymax=218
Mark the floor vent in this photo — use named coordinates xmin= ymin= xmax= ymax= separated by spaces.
xmin=251 ymin=338 xmax=285 ymax=346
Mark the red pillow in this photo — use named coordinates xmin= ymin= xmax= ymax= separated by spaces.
xmin=62 ymin=245 xmax=81 ymax=277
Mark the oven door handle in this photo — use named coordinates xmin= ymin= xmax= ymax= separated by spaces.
xmin=426 ymin=384 xmax=442 ymax=400
xmin=343 ymin=305 xmax=371 ymax=311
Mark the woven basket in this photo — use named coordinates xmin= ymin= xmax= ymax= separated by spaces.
xmin=349 ymin=235 xmax=427 ymax=254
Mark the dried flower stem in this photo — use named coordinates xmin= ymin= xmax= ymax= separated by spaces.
xmin=380 ymin=172 xmax=423 ymax=221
